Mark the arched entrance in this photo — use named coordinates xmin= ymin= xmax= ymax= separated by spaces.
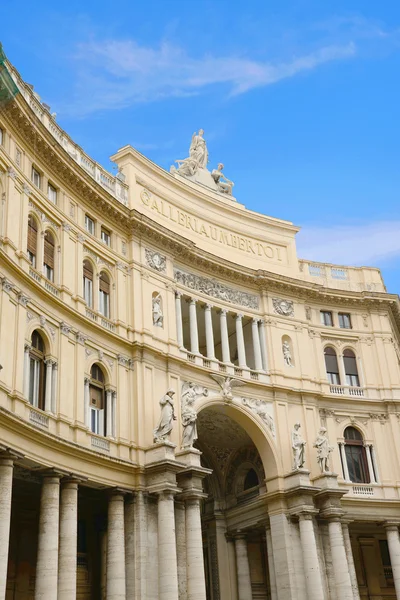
xmin=196 ymin=403 xmax=278 ymax=600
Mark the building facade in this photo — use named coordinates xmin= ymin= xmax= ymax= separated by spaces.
xmin=1 ymin=47 xmax=400 ymax=600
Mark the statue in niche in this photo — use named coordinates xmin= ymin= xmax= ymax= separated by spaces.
xmin=313 ymin=427 xmax=334 ymax=473
xmin=153 ymin=389 xmax=177 ymax=443
xmin=291 ymin=422 xmax=306 ymax=470
xmin=152 ymin=293 xmax=163 ymax=327
xmin=282 ymin=340 xmax=293 ymax=367
xmin=171 ymin=129 xmax=208 ymax=176
xmin=211 ymin=374 xmax=246 ymax=402
xmin=211 ymin=163 xmax=234 ymax=195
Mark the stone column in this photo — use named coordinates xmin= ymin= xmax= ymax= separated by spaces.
xmin=204 ymin=304 xmax=215 ymax=359
xmin=175 ymin=292 xmax=184 ymax=349
xmin=175 ymin=501 xmax=187 ymax=600
xmin=158 ymin=491 xmax=179 ymax=600
xmin=234 ymin=534 xmax=252 ymax=600
xmin=58 ymin=479 xmax=79 ymax=600
xmin=298 ymin=514 xmax=325 ymax=600
xmin=23 ymin=343 xmax=31 ymax=400
xmin=338 ymin=353 xmax=347 ymax=388
xmin=365 ymin=445 xmax=377 ymax=483
xmin=339 ymin=442 xmax=350 ymax=481
xmin=84 ymin=377 xmax=90 ymax=428
xmin=327 ymin=518 xmax=353 ymax=600
xmin=0 ymin=455 xmax=14 ymax=600
xmin=51 ymin=362 xmax=58 ymax=413
xmin=384 ymin=523 xmax=400 ymax=599
xmin=112 ymin=391 xmax=117 ymax=437
xmin=44 ymin=359 xmax=53 ymax=412
xmin=107 ymin=491 xmax=126 ymax=600
xmin=35 ymin=474 xmax=61 ymax=600
xmin=189 ymin=299 xmax=200 ymax=355
xmin=258 ymin=320 xmax=269 ymax=372
xmin=265 ymin=525 xmax=277 ymax=600
xmin=342 ymin=523 xmax=361 ymax=600
xmin=106 ymin=389 xmax=113 ymax=437
xmin=220 ymin=309 xmax=231 ymax=364
xmin=251 ymin=318 xmax=263 ymax=371
xmin=125 ymin=494 xmax=136 ymax=600
xmin=235 ymin=314 xmax=247 ymax=368
xmin=186 ymin=498 xmax=207 ymax=600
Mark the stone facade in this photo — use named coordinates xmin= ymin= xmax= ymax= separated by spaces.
xmin=0 ymin=48 xmax=400 ymax=600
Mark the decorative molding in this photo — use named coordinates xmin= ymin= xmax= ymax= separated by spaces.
xmin=26 ymin=311 xmax=34 ymax=322
xmin=272 ymin=297 xmax=294 ymax=317
xmin=39 ymin=315 xmax=46 ymax=328
xmin=60 ymin=322 xmax=72 ymax=336
xmin=242 ymin=397 xmax=275 ymax=436
xmin=7 ymin=167 xmax=16 ymax=180
xmin=62 ymin=222 xmax=72 ymax=232
xmin=305 ymin=306 xmax=311 ymax=320
xmin=83 ymin=246 xmax=114 ymax=271
xmin=145 ymin=248 xmax=167 ymax=273
xmin=48 ymin=327 xmax=55 ymax=341
xmin=18 ymin=293 xmax=30 ymax=307
xmin=2 ymin=278 xmax=14 ymax=295
xmin=174 ymin=268 xmax=259 ymax=309
xmin=23 ymin=183 xmax=31 ymax=196
xmin=369 ymin=413 xmax=389 ymax=424
xmin=117 ymin=354 xmax=131 ymax=368
xmin=76 ymin=331 xmax=88 ymax=345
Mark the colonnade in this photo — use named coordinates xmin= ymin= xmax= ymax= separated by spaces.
xmin=175 ymin=292 xmax=269 ymax=372
xmin=0 ymin=453 xmax=207 ymax=600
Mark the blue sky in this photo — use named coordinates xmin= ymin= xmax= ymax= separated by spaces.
xmin=2 ymin=0 xmax=400 ymax=293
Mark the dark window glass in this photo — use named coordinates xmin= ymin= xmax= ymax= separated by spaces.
xmin=339 ymin=313 xmax=352 ymax=329
xmin=91 ymin=363 xmax=104 ymax=383
xmin=321 ymin=311 xmax=333 ymax=326
xmin=324 ymin=347 xmax=340 ymax=384
xmin=344 ymin=427 xmax=369 ymax=483
xmin=343 ymin=350 xmax=360 ymax=386
xmin=244 ymin=469 xmax=259 ymax=491
xmin=77 ymin=520 xmax=87 ymax=553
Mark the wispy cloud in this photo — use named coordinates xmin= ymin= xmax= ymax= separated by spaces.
xmin=64 ymin=39 xmax=355 ymax=116
xmin=297 ymin=221 xmax=400 ymax=267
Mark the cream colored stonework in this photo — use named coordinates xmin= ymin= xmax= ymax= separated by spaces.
xmin=1 ymin=48 xmax=400 ymax=600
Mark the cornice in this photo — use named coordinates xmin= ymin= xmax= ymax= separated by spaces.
xmin=1 ymin=100 xmax=130 ymax=230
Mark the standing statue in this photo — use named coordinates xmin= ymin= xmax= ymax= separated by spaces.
xmin=153 ymin=389 xmax=177 ymax=443
xmin=211 ymin=163 xmax=234 ymax=195
xmin=291 ymin=422 xmax=306 ymax=470
xmin=171 ymin=129 xmax=208 ymax=176
xmin=313 ymin=427 xmax=334 ymax=473
xmin=282 ymin=340 xmax=293 ymax=367
xmin=181 ymin=383 xmax=198 ymax=449
xmin=152 ymin=293 xmax=163 ymax=327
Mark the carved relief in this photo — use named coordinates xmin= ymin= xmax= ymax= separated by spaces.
xmin=210 ymin=375 xmax=245 ymax=402
xmin=272 ymin=297 xmax=294 ymax=317
xmin=145 ymin=248 xmax=167 ymax=273
xmin=174 ymin=268 xmax=259 ymax=309
xmin=241 ymin=397 xmax=275 ymax=436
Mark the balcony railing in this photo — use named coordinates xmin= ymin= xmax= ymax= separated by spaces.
xmin=352 ymin=485 xmax=374 ymax=496
xmin=330 ymin=385 xmax=365 ymax=397
xmin=91 ymin=435 xmax=110 ymax=452
xmin=29 ymin=408 xmax=49 ymax=428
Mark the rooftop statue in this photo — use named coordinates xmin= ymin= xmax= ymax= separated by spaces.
xmin=170 ymin=129 xmax=235 ymax=198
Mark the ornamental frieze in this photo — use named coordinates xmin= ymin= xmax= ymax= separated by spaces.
xmin=145 ymin=248 xmax=167 ymax=273
xmin=174 ymin=268 xmax=259 ymax=309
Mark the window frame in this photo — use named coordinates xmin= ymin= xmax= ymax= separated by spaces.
xmin=89 ymin=364 xmax=105 ymax=436
xmin=83 ymin=260 xmax=94 ymax=307
xmin=31 ymin=166 xmax=41 ymax=188
xmin=343 ymin=349 xmax=360 ymax=387
xmin=28 ymin=331 xmax=46 ymax=410
xmin=0 ymin=127 xmax=3 ymax=145
xmin=101 ymin=227 xmax=111 ymax=246
xmin=43 ymin=230 xmax=55 ymax=282
xmin=47 ymin=182 xmax=57 ymax=204
xmin=27 ymin=214 xmax=38 ymax=268
xmin=85 ymin=214 xmax=95 ymax=235
xmin=99 ymin=272 xmax=110 ymax=318
xmin=324 ymin=346 xmax=341 ymax=385
xmin=320 ymin=310 xmax=334 ymax=327
xmin=339 ymin=313 xmax=352 ymax=329
xmin=344 ymin=427 xmax=370 ymax=484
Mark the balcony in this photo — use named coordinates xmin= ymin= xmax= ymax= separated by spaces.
xmin=330 ymin=384 xmax=365 ymax=397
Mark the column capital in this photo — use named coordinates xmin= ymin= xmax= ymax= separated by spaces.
xmin=24 ymin=342 xmax=32 ymax=352
xmin=205 ymin=303 xmax=213 ymax=310
xmin=384 ymin=521 xmax=400 ymax=531
xmin=298 ymin=511 xmax=316 ymax=521
xmin=0 ymin=445 xmax=23 ymax=463
xmin=175 ymin=290 xmax=182 ymax=299
xmin=107 ymin=486 xmax=130 ymax=498
xmin=189 ymin=297 xmax=197 ymax=305
xmin=236 ymin=312 xmax=244 ymax=320
xmin=219 ymin=308 xmax=228 ymax=316
xmin=232 ymin=530 xmax=248 ymax=541
xmin=84 ymin=375 xmax=91 ymax=385
xmin=252 ymin=317 xmax=260 ymax=324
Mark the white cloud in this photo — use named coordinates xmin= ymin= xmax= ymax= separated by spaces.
xmin=297 ymin=221 xmax=400 ymax=267
xmin=66 ymin=39 xmax=355 ymax=115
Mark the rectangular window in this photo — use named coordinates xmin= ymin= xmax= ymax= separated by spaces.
xmin=346 ymin=373 xmax=360 ymax=387
xmin=99 ymin=290 xmax=110 ymax=318
xmin=29 ymin=357 xmax=40 ymax=407
xmin=43 ymin=233 xmax=55 ymax=281
xmin=43 ymin=264 xmax=54 ymax=282
xmin=345 ymin=444 xmax=369 ymax=483
xmin=0 ymin=128 xmax=3 ymax=145
xmin=90 ymin=407 xmax=100 ymax=434
xmin=327 ymin=372 xmax=341 ymax=385
xmin=339 ymin=313 xmax=352 ymax=329
xmin=47 ymin=183 xmax=57 ymax=204
xmin=101 ymin=227 xmax=111 ymax=246
xmin=85 ymin=215 xmax=95 ymax=235
xmin=31 ymin=167 xmax=41 ymax=188
xmin=320 ymin=311 xmax=333 ymax=326
xmin=83 ymin=277 xmax=93 ymax=307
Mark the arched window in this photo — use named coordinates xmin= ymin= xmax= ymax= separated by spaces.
xmin=344 ymin=427 xmax=369 ymax=483
xmin=99 ymin=272 xmax=110 ymax=318
xmin=343 ymin=349 xmax=360 ymax=387
xmin=89 ymin=363 xmax=105 ymax=435
xmin=83 ymin=260 xmax=93 ymax=307
xmin=43 ymin=230 xmax=55 ymax=282
xmin=29 ymin=330 xmax=46 ymax=409
xmin=27 ymin=214 xmax=38 ymax=268
xmin=324 ymin=346 xmax=340 ymax=385
xmin=243 ymin=468 xmax=259 ymax=491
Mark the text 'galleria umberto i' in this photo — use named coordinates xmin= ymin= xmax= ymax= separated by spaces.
xmin=1 ymin=45 xmax=400 ymax=600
